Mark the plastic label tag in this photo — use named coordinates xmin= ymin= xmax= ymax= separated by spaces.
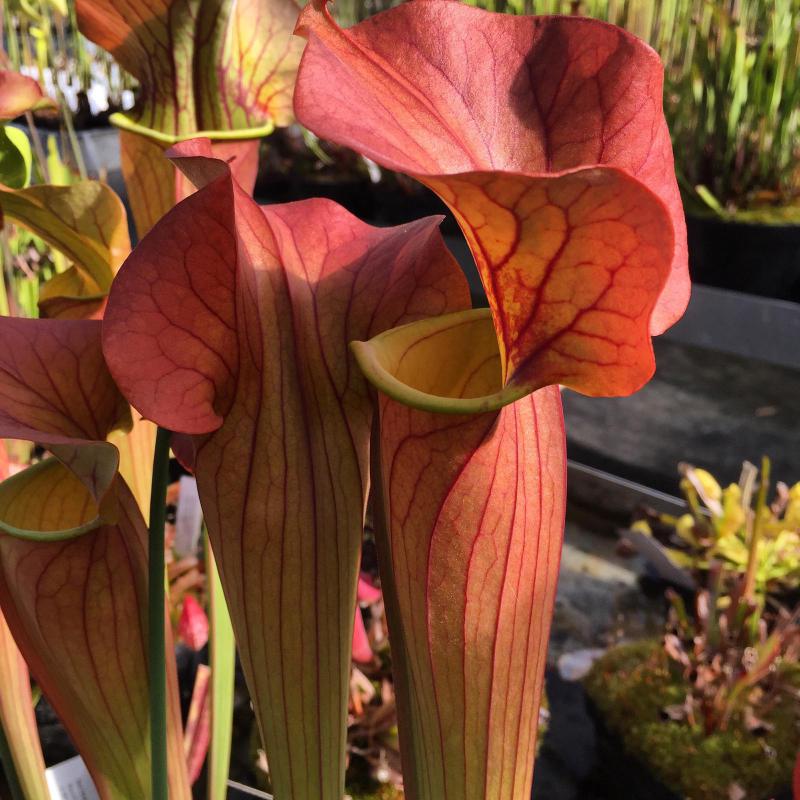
xmin=174 ymin=474 xmax=203 ymax=557
xmin=45 ymin=755 xmax=99 ymax=800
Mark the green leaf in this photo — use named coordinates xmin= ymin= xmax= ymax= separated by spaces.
xmin=0 ymin=611 xmax=49 ymax=800
xmin=44 ymin=0 xmax=68 ymax=16
xmin=694 ymin=184 xmax=726 ymax=216
xmin=0 ymin=125 xmax=32 ymax=189
xmin=0 ymin=180 xmax=130 ymax=296
xmin=45 ymin=135 xmax=73 ymax=187
xmin=206 ymin=536 xmax=235 ymax=800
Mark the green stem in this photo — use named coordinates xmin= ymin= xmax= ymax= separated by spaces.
xmin=206 ymin=534 xmax=236 ymax=800
xmin=23 ymin=112 xmax=49 ymax=185
xmin=148 ymin=427 xmax=172 ymax=800
xmin=743 ymin=455 xmax=770 ymax=603
xmin=58 ymin=91 xmax=88 ymax=180
xmin=367 ymin=409 xmax=421 ymax=800
xmin=0 ymin=233 xmax=10 ymax=319
xmin=0 ymin=721 xmax=25 ymax=800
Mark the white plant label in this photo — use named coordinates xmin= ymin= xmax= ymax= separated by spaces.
xmin=174 ymin=474 xmax=204 ymax=557
xmin=45 ymin=755 xmax=99 ymax=800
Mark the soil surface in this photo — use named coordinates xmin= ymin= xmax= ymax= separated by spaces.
xmin=564 ymin=338 xmax=800 ymax=494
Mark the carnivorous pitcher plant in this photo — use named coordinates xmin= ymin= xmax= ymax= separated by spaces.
xmin=1 ymin=2 xmax=689 ymax=798
xmin=102 ymin=4 xmax=688 ymax=795
xmin=75 ymin=0 xmax=303 ymax=236
xmin=293 ymin=3 xmax=690 ymax=798
xmin=0 ymin=317 xmax=190 ymax=800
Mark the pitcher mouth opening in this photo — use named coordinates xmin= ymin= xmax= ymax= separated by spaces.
xmin=351 ymin=308 xmax=530 ymax=415
xmin=109 ymin=113 xmax=275 ymax=145
xmin=0 ymin=458 xmax=105 ymax=541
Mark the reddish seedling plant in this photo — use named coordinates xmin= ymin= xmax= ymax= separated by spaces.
xmin=179 ymin=594 xmax=211 ymax=652
xmin=352 ymin=575 xmax=382 ymax=665
xmin=664 ymin=567 xmax=800 ymax=737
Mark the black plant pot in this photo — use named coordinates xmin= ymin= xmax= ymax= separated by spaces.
xmin=585 ymin=698 xmax=681 ymax=800
xmin=686 ymin=214 xmax=800 ymax=301
xmin=370 ymin=183 xmax=461 ymax=234
xmin=254 ymin=173 xmax=377 ymax=220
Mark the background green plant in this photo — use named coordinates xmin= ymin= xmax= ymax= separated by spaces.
xmin=633 ymin=459 xmax=800 ymax=595
xmin=2 ymin=0 xmax=132 ymax=131
xmin=460 ymin=0 xmax=800 ymax=222
xmin=585 ymin=639 xmax=800 ymax=800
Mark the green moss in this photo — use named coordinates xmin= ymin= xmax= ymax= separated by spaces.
xmin=732 ymin=205 xmax=800 ymax=225
xmin=584 ymin=641 xmax=799 ymax=800
xmin=688 ymin=205 xmax=800 ymax=225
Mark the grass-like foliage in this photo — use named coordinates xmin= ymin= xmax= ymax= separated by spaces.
xmin=465 ymin=0 xmax=800 ymax=221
